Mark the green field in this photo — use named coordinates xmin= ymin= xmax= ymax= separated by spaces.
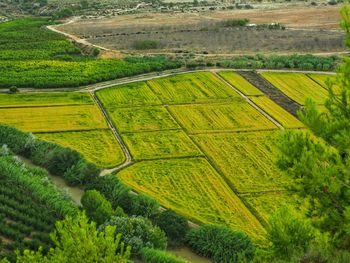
xmin=0 ymin=92 xmax=93 ymax=107
xmin=261 ymin=72 xmax=328 ymax=105
xmin=122 ymin=130 xmax=202 ymax=160
xmin=193 ymin=131 xmax=292 ymax=193
xmin=307 ymin=73 xmax=340 ymax=94
xmin=96 ymin=82 xmax=161 ymax=109
xmin=37 ymin=130 xmax=125 ymax=168
xmin=0 ymin=105 xmax=107 ymax=132
xmin=251 ymin=96 xmax=304 ymax=129
xmin=147 ymin=72 xmax=241 ymax=104
xmin=218 ymin=71 xmax=264 ymax=96
xmin=168 ymin=102 xmax=277 ymax=134
xmin=107 ymin=106 xmax=180 ymax=133
xmin=118 ymin=157 xmax=266 ymax=241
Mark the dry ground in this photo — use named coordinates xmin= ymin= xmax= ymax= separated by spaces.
xmin=57 ymin=5 xmax=345 ymax=54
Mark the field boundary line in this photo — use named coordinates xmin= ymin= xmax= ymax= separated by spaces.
xmin=0 ymin=103 xmax=95 ymax=109
xmin=187 ymin=128 xmax=279 ymax=135
xmin=131 ymin=155 xmax=206 ymax=162
xmin=89 ymin=91 xmax=133 ymax=175
xmin=33 ymin=128 xmax=110 ymax=134
xmin=213 ymin=72 xmax=284 ymax=130
xmin=120 ymin=128 xmax=183 ymax=135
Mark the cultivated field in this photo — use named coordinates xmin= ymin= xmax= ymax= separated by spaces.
xmin=0 ymin=92 xmax=125 ymax=168
xmin=260 ymin=72 xmax=329 ymax=105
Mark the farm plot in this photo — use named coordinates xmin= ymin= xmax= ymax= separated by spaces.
xmin=218 ymin=71 xmax=264 ymax=96
xmin=37 ymin=130 xmax=125 ymax=168
xmin=168 ymin=102 xmax=277 ymax=134
xmin=193 ymin=131 xmax=292 ymax=193
xmin=0 ymin=92 xmax=93 ymax=108
xmin=0 ymin=105 xmax=107 ymax=132
xmin=147 ymin=72 xmax=241 ymax=104
xmin=96 ymin=82 xmax=161 ymax=109
xmin=251 ymin=96 xmax=304 ymax=129
xmin=261 ymin=72 xmax=328 ymax=105
xmin=117 ymin=157 xmax=266 ymax=241
xmin=122 ymin=130 xmax=202 ymax=160
xmin=307 ymin=73 xmax=340 ymax=94
xmin=107 ymin=106 xmax=180 ymax=133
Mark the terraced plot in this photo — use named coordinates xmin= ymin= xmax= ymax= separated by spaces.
xmin=307 ymin=73 xmax=340 ymax=94
xmin=261 ymin=72 xmax=328 ymax=105
xmin=251 ymin=96 xmax=304 ymax=129
xmin=0 ymin=92 xmax=93 ymax=107
xmin=122 ymin=130 xmax=202 ymax=160
xmin=0 ymin=105 xmax=107 ymax=132
xmin=37 ymin=130 xmax=125 ymax=168
xmin=168 ymin=102 xmax=277 ymax=134
xmin=193 ymin=131 xmax=292 ymax=193
xmin=96 ymin=82 xmax=161 ymax=109
xmin=147 ymin=72 xmax=241 ymax=104
xmin=118 ymin=157 xmax=266 ymax=241
xmin=218 ymin=71 xmax=264 ymax=96
xmin=107 ymin=106 xmax=180 ymax=133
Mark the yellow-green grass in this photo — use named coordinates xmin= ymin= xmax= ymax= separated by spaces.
xmin=122 ymin=130 xmax=203 ymax=160
xmin=243 ymin=193 xmax=306 ymax=225
xmin=261 ymin=72 xmax=328 ymax=105
xmin=251 ymin=96 xmax=304 ymax=129
xmin=0 ymin=105 xmax=107 ymax=132
xmin=147 ymin=72 xmax=241 ymax=104
xmin=107 ymin=106 xmax=180 ymax=133
xmin=96 ymin=82 xmax=161 ymax=109
xmin=193 ymin=131 xmax=292 ymax=193
xmin=218 ymin=71 xmax=264 ymax=96
xmin=307 ymin=73 xmax=340 ymax=94
xmin=118 ymin=157 xmax=266 ymax=241
xmin=168 ymin=102 xmax=277 ymax=134
xmin=37 ymin=130 xmax=125 ymax=168
xmin=0 ymin=92 xmax=94 ymax=107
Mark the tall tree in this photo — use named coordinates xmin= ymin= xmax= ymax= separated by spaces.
xmin=277 ymin=5 xmax=350 ymax=248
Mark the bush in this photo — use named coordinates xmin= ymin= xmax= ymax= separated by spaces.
xmin=152 ymin=210 xmax=189 ymax=247
xmin=140 ymin=247 xmax=187 ymax=263
xmin=186 ymin=225 xmax=255 ymax=262
xmin=81 ymin=190 xmax=115 ymax=225
xmin=221 ymin=19 xmax=249 ymax=27
xmin=99 ymin=216 xmax=167 ymax=254
xmin=132 ymin=40 xmax=161 ymax=50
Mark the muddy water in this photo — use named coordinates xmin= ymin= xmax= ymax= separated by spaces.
xmin=18 ymin=156 xmax=84 ymax=205
xmin=168 ymin=247 xmax=212 ymax=263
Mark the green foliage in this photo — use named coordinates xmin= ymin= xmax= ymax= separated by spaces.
xmin=132 ymin=40 xmax=161 ymax=50
xmin=81 ymin=190 xmax=115 ymax=225
xmin=0 ymin=19 xmax=182 ymax=89
xmin=277 ymin=5 xmax=350 ymax=248
xmin=152 ymin=210 xmax=189 ymax=247
xmin=140 ymin=247 xmax=187 ymax=263
xmin=90 ymin=174 xmax=160 ymax=218
xmin=268 ymin=207 xmax=316 ymax=259
xmin=186 ymin=225 xmax=255 ymax=263
xmin=0 ymin=124 xmax=100 ymax=186
xmin=15 ymin=212 xmax=131 ymax=262
xmin=221 ymin=19 xmax=249 ymax=27
xmin=100 ymin=216 xmax=167 ymax=254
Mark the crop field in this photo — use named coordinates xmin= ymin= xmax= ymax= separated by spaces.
xmin=147 ymin=72 xmax=241 ymax=104
xmin=106 ymin=106 xmax=180 ymax=133
xmin=122 ymin=130 xmax=202 ymax=160
xmin=251 ymin=96 xmax=304 ymax=129
xmin=261 ymin=72 xmax=328 ymax=105
xmin=192 ymin=131 xmax=292 ymax=193
xmin=0 ymin=105 xmax=107 ymax=132
xmin=96 ymin=82 xmax=162 ymax=109
xmin=168 ymin=102 xmax=277 ymax=134
xmin=218 ymin=71 xmax=264 ymax=96
xmin=37 ymin=130 xmax=125 ymax=168
xmin=307 ymin=73 xmax=340 ymax=94
xmin=0 ymin=92 xmax=94 ymax=107
xmin=118 ymin=157 xmax=266 ymax=241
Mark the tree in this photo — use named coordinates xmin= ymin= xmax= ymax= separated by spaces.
xmin=277 ymin=5 xmax=350 ymax=248
xmin=14 ymin=212 xmax=131 ymax=262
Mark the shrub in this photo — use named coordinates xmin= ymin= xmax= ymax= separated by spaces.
xmin=186 ymin=225 xmax=255 ymax=262
xmin=140 ymin=247 xmax=187 ymax=263
xmin=81 ymin=190 xmax=114 ymax=225
xmin=99 ymin=216 xmax=167 ymax=254
xmin=132 ymin=40 xmax=161 ymax=50
xmin=152 ymin=210 xmax=189 ymax=247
